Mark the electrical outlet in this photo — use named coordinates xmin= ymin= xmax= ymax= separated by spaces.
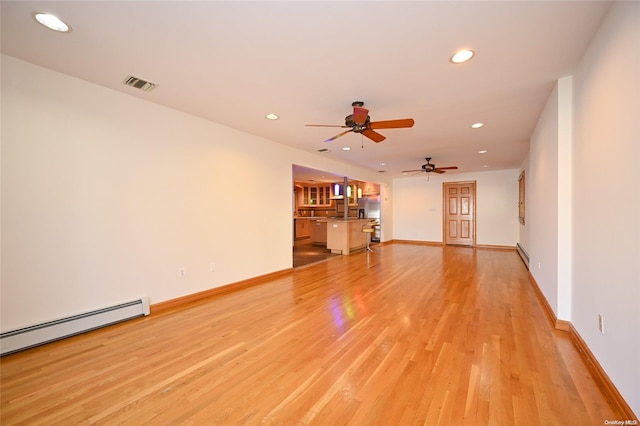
xmin=210 ymin=263 xmax=216 ymax=272
xmin=179 ymin=268 xmax=186 ymax=278
xmin=598 ymin=314 xmax=604 ymax=334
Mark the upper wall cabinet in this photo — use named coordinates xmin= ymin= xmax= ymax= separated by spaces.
xmin=298 ymin=184 xmax=332 ymax=207
xmin=347 ymin=184 xmax=358 ymax=206
xmin=360 ymin=182 xmax=380 ymax=196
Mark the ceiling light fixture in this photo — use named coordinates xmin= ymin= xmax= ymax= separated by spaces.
xmin=34 ymin=13 xmax=70 ymax=32
xmin=471 ymin=122 xmax=484 ymax=129
xmin=478 ymin=150 xmax=488 ymax=154
xmin=265 ymin=113 xmax=279 ymax=120
xmin=342 ymin=147 xmax=351 ymax=151
xmin=451 ymin=49 xmax=475 ymax=64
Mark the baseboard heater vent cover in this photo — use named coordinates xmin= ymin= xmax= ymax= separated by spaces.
xmin=0 ymin=297 xmax=150 ymax=356
xmin=516 ymin=243 xmax=530 ymax=269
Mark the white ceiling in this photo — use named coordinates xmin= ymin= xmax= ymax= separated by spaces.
xmin=1 ymin=1 xmax=612 ymax=179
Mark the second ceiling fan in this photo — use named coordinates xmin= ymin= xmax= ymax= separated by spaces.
xmin=402 ymin=158 xmax=458 ymax=174
xmin=306 ymin=101 xmax=415 ymax=143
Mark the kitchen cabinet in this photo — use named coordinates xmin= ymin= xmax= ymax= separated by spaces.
xmin=326 ymin=219 xmax=371 ymax=255
xmin=309 ymin=187 xmax=317 ymax=205
xmin=361 ymin=182 xmax=380 ymax=196
xmin=295 ymin=218 xmax=310 ymax=240
xmin=347 ymin=184 xmax=358 ymax=206
xmin=318 ymin=186 xmax=331 ymax=206
xmin=299 ymin=184 xmax=332 ymax=206
xmin=301 ymin=186 xmax=311 ymax=205
xmin=310 ymin=219 xmax=327 ymax=245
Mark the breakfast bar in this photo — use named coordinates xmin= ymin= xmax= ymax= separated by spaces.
xmin=326 ymin=218 xmax=374 ymax=255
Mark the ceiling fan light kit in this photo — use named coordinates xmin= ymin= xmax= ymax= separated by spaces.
xmin=306 ymin=101 xmax=415 ymax=144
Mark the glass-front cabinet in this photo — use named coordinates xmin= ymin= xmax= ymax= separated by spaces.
xmin=318 ymin=186 xmax=331 ymax=205
xmin=300 ymin=184 xmax=332 ymax=206
xmin=347 ymin=184 xmax=358 ymax=206
xmin=309 ymin=187 xmax=318 ymax=205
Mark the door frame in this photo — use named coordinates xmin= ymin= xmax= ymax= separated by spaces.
xmin=442 ymin=180 xmax=477 ymax=247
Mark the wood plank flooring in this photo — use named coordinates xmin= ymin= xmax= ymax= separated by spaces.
xmin=0 ymin=244 xmax=625 ymax=425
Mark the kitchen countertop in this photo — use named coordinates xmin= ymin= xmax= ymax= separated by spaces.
xmin=295 ymin=217 xmax=376 ymax=221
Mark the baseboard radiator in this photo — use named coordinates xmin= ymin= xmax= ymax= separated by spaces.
xmin=0 ymin=297 xmax=150 ymax=356
xmin=516 ymin=243 xmax=530 ymax=269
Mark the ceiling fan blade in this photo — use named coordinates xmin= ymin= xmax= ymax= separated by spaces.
xmin=361 ymin=129 xmax=386 ymax=143
xmin=370 ymin=118 xmax=415 ymax=129
xmin=352 ymin=107 xmax=369 ymax=125
xmin=401 ymin=169 xmax=424 ymax=173
xmin=432 ymin=169 xmax=446 ymax=174
xmin=306 ymin=124 xmax=350 ymax=128
xmin=325 ymin=129 xmax=353 ymax=142
xmin=435 ymin=166 xmax=458 ymax=170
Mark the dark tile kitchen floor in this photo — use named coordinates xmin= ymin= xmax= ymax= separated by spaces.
xmin=293 ymin=238 xmax=379 ymax=267
xmin=293 ymin=239 xmax=339 ymax=268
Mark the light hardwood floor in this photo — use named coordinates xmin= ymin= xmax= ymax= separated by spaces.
xmin=0 ymin=244 xmax=626 ymax=424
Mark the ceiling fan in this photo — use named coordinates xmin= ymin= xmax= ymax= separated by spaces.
xmin=306 ymin=101 xmax=415 ymax=143
xmin=402 ymin=157 xmax=458 ymax=174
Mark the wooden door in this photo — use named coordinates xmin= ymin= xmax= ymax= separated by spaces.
xmin=444 ymin=181 xmax=476 ymax=246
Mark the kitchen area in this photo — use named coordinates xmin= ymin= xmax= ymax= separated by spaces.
xmin=293 ymin=166 xmax=381 ymax=267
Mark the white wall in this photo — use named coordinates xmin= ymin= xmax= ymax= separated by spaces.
xmin=0 ymin=55 xmax=388 ymax=331
xmin=527 ymin=1 xmax=639 ymax=414
xmin=392 ymin=169 xmax=519 ymax=246
xmin=570 ymin=1 xmax=640 ymax=414
xmin=517 ymin=151 xmax=530 ymax=256
xmin=556 ymin=77 xmax=573 ymax=321
xmin=529 ymin=82 xmax=560 ymax=317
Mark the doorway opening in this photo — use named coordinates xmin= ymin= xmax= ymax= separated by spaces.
xmin=292 ymin=165 xmax=381 ymax=267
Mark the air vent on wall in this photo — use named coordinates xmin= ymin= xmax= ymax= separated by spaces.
xmin=122 ymin=75 xmax=158 ymax=92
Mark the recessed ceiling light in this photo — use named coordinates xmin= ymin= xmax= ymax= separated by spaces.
xmin=483 ymin=165 xmax=489 ymax=168
xmin=265 ymin=113 xmax=279 ymax=120
xmin=478 ymin=150 xmax=488 ymax=154
xmin=342 ymin=147 xmax=351 ymax=151
xmin=451 ymin=49 xmax=475 ymax=64
xmin=34 ymin=13 xmax=70 ymax=32
xmin=380 ymin=162 xmax=386 ymax=166
xmin=471 ymin=122 xmax=484 ymax=129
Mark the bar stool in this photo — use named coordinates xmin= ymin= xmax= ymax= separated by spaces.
xmin=361 ymin=223 xmax=374 ymax=252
